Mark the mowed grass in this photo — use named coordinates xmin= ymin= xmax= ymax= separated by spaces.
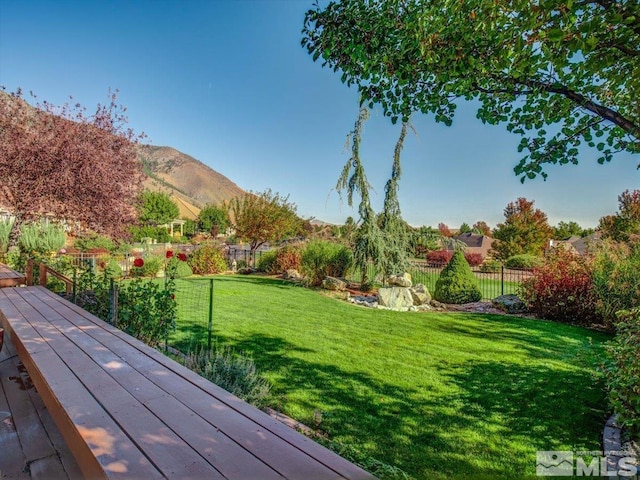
xmin=170 ymin=275 xmax=610 ymax=479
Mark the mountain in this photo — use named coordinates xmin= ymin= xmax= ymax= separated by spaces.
xmin=136 ymin=145 xmax=246 ymax=220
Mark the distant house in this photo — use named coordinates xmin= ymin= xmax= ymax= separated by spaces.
xmin=451 ymin=233 xmax=495 ymax=258
xmin=549 ymin=232 xmax=601 ymax=255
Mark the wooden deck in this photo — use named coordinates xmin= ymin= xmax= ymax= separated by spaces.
xmin=0 ymin=286 xmax=375 ymax=479
xmin=0 ymin=263 xmax=26 ymax=288
xmin=0 ymin=328 xmax=82 ymax=479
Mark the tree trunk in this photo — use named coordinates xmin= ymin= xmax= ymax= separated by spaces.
xmin=7 ymin=214 xmax=23 ymax=251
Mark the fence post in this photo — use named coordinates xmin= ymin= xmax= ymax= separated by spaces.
xmin=501 ymin=265 xmax=505 ymax=296
xmin=207 ymin=278 xmax=214 ymax=351
xmin=26 ymin=259 xmax=34 ymax=286
xmin=39 ymin=263 xmax=47 ymax=287
xmin=72 ymin=268 xmax=77 ymax=304
xmin=109 ymin=280 xmax=119 ymax=327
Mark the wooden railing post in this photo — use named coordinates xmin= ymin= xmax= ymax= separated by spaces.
xmin=26 ymin=259 xmax=34 ymax=286
xmin=39 ymin=263 xmax=47 ymax=287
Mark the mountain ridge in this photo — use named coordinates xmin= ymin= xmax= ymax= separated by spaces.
xmin=136 ymin=144 xmax=246 ymax=220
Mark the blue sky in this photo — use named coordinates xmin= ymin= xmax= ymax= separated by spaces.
xmin=1 ymin=0 xmax=637 ymax=229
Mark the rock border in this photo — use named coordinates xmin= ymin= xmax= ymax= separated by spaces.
xmin=603 ymin=414 xmax=638 ymax=472
xmin=603 ymin=415 xmax=624 ymax=471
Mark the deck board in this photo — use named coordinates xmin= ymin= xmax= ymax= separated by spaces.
xmin=34 ymin=286 xmax=370 ymax=478
xmin=0 ymin=263 xmax=26 ymax=288
xmin=0 ymin=331 xmax=81 ymax=480
xmin=0 ymin=286 xmax=376 ymax=480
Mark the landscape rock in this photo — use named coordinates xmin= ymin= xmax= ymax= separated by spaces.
xmin=493 ymin=294 xmax=527 ymax=314
xmin=409 ymin=283 xmax=432 ymax=305
xmin=282 ymin=269 xmax=303 ymax=280
xmin=388 ymin=272 xmax=412 ymax=288
xmin=349 ymin=295 xmax=378 ymax=308
xmin=322 ymin=276 xmax=347 ymax=291
xmin=378 ymin=287 xmax=414 ymax=309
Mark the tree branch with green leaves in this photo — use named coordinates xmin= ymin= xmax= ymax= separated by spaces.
xmin=302 ymin=0 xmax=639 ymax=180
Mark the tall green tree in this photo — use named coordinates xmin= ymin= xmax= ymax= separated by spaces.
xmin=337 ymin=108 xmax=385 ymax=285
xmin=491 ymin=198 xmax=553 ymax=261
xmin=198 ymin=204 xmax=229 ymax=236
xmin=472 ymin=221 xmax=492 ymax=237
xmin=599 ymin=189 xmax=640 ymax=242
xmin=379 ymin=122 xmax=410 ymax=277
xmin=553 ymin=220 xmax=588 ymax=240
xmin=459 ymin=223 xmax=472 ymax=234
xmin=230 ymin=190 xmax=301 ymax=261
xmin=302 ymin=0 xmax=639 ymax=180
xmin=408 ymin=225 xmax=441 ymax=257
xmin=138 ymin=191 xmax=179 ymax=226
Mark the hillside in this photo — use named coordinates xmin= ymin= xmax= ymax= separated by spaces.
xmin=136 ymin=145 xmax=246 ymax=220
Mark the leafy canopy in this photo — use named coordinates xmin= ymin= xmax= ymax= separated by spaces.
xmin=302 ymin=0 xmax=640 ymax=180
xmin=137 ymin=190 xmax=179 ymax=226
xmin=230 ymin=189 xmax=302 ymax=256
xmin=0 ymin=88 xmax=143 ymax=247
xmin=198 ymin=204 xmax=229 ymax=235
xmin=552 ymin=220 xmax=593 ymax=240
xmin=491 ymin=197 xmax=552 ymax=261
xmin=598 ymin=189 xmax=640 ymax=242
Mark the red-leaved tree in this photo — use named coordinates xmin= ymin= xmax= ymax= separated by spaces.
xmin=0 ymin=88 xmax=144 ymax=248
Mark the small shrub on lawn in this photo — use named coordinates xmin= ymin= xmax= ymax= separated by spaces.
xmin=604 ymin=308 xmax=640 ymax=434
xmin=426 ymin=250 xmax=452 ymax=266
xmin=117 ymin=277 xmax=177 ymax=347
xmin=130 ymin=255 xmax=163 ymax=277
xmin=434 ymin=251 xmax=482 ymax=304
xmin=104 ymin=259 xmax=123 ymax=279
xmin=257 ymin=250 xmax=278 ymax=273
xmin=518 ymin=249 xmax=600 ymax=326
xmin=188 ymin=245 xmax=227 ymax=275
xmin=479 ymin=259 xmax=502 ymax=273
xmin=505 ymin=254 xmax=543 ymax=270
xmin=464 ymin=252 xmax=484 ymax=267
xmin=183 ymin=345 xmax=271 ymax=409
xmin=75 ymin=267 xmax=176 ymax=347
xmin=592 ymin=241 xmax=640 ymax=326
xmin=301 ymin=240 xmax=353 ymax=286
xmin=166 ymin=256 xmax=193 ymax=278
xmin=275 ymin=245 xmax=302 ymax=272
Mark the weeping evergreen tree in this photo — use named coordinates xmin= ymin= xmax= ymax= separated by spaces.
xmin=337 ymin=108 xmax=384 ymax=285
xmin=379 ymin=122 xmax=410 ymax=279
xmin=337 ymin=108 xmax=410 ymax=285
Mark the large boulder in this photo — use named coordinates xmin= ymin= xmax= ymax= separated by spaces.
xmin=409 ymin=283 xmax=432 ymax=305
xmin=388 ymin=272 xmax=412 ymax=288
xmin=493 ymin=294 xmax=527 ymax=314
xmin=378 ymin=287 xmax=414 ymax=309
xmin=322 ymin=276 xmax=347 ymax=291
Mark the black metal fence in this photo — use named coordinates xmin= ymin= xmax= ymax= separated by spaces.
xmin=226 ymin=247 xmax=266 ymax=269
xmin=348 ymin=261 xmax=532 ymax=301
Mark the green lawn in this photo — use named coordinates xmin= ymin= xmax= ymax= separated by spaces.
xmin=170 ymin=275 xmax=610 ymax=479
